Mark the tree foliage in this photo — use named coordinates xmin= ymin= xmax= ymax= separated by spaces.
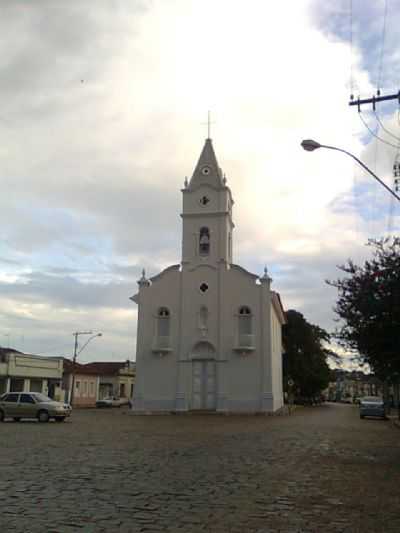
xmin=282 ymin=310 xmax=331 ymax=398
xmin=327 ymin=237 xmax=400 ymax=381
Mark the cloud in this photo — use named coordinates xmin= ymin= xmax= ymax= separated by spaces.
xmin=0 ymin=1 xmax=398 ymax=363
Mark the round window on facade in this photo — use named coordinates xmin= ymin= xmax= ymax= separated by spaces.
xmin=199 ymin=283 xmax=209 ymax=293
xmin=199 ymin=195 xmax=210 ymax=206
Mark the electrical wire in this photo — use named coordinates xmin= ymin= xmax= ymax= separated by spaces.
xmin=359 ymin=112 xmax=400 ymax=149
xmin=377 ymin=0 xmax=388 ymax=93
xmin=349 ymin=0 xmax=354 ymax=97
xmin=387 ymin=110 xmax=400 ymax=234
xmin=372 ymin=128 xmax=380 ymax=237
xmin=374 ymin=111 xmax=400 ymax=142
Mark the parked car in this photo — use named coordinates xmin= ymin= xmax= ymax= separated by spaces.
xmin=0 ymin=392 xmax=72 ymax=422
xmin=359 ymin=396 xmax=387 ymax=419
xmin=96 ymin=396 xmax=125 ymax=408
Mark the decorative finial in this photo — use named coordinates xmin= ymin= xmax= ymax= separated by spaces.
xmin=261 ymin=265 xmax=272 ymax=283
xmin=223 ymin=173 xmax=227 ymax=185
xmin=184 ymin=176 xmax=188 ymax=188
xmin=138 ymin=268 xmax=150 ymax=287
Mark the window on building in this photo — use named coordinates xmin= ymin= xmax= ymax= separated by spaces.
xmin=120 ymin=384 xmax=126 ymax=398
xmin=10 ymin=378 xmax=24 ymax=392
xmin=199 ymin=306 xmax=209 ymax=332
xmin=199 ymin=283 xmax=209 ymax=293
xmin=76 ymin=381 xmax=80 ymax=392
xmin=90 ymin=382 xmax=95 ymax=396
xmin=82 ymin=381 xmax=87 ymax=396
xmin=157 ymin=307 xmax=170 ymax=337
xmin=199 ymin=227 xmax=210 ymax=255
xmin=238 ymin=306 xmax=252 ymax=335
xmin=30 ymin=379 xmax=43 ymax=393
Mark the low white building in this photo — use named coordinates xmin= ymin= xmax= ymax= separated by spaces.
xmin=0 ymin=348 xmax=64 ymax=400
xmin=131 ymin=138 xmax=286 ymax=414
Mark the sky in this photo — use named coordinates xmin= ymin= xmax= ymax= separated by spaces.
xmin=0 ymin=0 xmax=399 ymax=366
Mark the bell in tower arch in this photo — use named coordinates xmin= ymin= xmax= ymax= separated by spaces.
xmin=199 ymin=227 xmax=210 ymax=255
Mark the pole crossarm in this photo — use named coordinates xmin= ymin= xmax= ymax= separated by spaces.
xmin=349 ymin=91 xmax=400 ymax=111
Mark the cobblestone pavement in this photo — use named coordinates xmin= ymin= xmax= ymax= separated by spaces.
xmin=1 ymin=403 xmax=399 ymax=533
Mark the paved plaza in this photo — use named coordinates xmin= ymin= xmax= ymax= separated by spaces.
xmin=1 ymin=403 xmax=399 ymax=532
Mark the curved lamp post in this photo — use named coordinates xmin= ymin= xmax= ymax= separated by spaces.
xmin=70 ymin=331 xmax=102 ymax=406
xmin=301 ymin=139 xmax=400 ymax=203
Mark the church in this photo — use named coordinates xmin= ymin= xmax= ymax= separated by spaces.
xmin=130 ymin=137 xmax=286 ymax=413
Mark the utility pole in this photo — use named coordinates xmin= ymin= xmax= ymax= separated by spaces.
xmin=69 ymin=331 xmax=93 ymax=406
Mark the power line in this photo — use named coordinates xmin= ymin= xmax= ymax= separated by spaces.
xmin=359 ymin=112 xmax=400 ymax=149
xmin=374 ymin=111 xmax=400 ymax=142
xmin=387 ymin=111 xmax=400 ymax=234
xmin=349 ymin=0 xmax=354 ymax=97
xmin=376 ymin=0 xmax=388 ymax=93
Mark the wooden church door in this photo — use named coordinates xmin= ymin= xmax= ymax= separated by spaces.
xmin=192 ymin=360 xmax=216 ymax=410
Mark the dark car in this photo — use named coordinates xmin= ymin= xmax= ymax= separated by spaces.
xmin=359 ymin=396 xmax=387 ymax=419
xmin=0 ymin=392 xmax=72 ymax=422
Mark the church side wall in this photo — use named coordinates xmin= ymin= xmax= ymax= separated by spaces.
xmin=221 ymin=268 xmax=263 ymax=412
xmin=133 ymin=270 xmax=180 ymax=411
xmin=270 ymin=306 xmax=284 ymax=410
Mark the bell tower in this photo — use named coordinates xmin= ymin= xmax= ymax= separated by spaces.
xmin=181 ymin=138 xmax=234 ymax=269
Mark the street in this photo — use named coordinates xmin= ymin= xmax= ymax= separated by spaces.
xmin=1 ymin=403 xmax=399 ymax=532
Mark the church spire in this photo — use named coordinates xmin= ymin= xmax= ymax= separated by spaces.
xmin=188 ymin=138 xmax=224 ymax=190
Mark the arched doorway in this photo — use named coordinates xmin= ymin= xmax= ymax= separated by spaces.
xmin=191 ymin=342 xmax=216 ymax=410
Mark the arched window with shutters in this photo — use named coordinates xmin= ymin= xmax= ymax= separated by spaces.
xmin=153 ymin=307 xmax=172 ymax=353
xmin=157 ymin=307 xmax=170 ymax=337
xmin=199 ymin=227 xmax=210 ymax=255
xmin=237 ymin=306 xmax=254 ymax=350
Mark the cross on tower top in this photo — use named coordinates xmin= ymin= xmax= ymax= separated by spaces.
xmin=202 ymin=111 xmax=215 ymax=139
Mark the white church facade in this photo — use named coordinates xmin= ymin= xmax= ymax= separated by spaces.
xmin=130 ymin=138 xmax=286 ymax=413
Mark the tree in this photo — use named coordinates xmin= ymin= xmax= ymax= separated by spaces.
xmin=282 ymin=310 xmax=331 ymax=400
xmin=327 ymin=237 xmax=400 ymax=383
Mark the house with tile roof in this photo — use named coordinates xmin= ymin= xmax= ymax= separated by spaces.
xmin=62 ymin=359 xmax=135 ymax=406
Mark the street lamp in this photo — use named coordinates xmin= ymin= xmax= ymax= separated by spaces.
xmin=301 ymin=139 xmax=400 ymax=203
xmin=69 ymin=331 xmax=102 ymax=406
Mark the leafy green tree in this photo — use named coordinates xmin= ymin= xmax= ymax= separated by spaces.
xmin=327 ymin=238 xmax=400 ymax=382
xmin=282 ymin=310 xmax=331 ymax=399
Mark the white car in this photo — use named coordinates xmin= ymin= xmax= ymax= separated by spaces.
xmin=96 ymin=397 xmax=130 ymax=408
xmin=96 ymin=397 xmax=122 ymax=408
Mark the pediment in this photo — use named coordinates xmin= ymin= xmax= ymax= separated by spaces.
xmin=188 ymin=263 xmax=217 ymax=272
xmin=150 ymin=264 xmax=180 ymax=283
xmin=230 ymin=264 xmax=259 ymax=281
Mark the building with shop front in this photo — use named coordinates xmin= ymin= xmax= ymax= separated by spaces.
xmin=0 ymin=347 xmax=64 ymax=400
xmin=131 ymin=138 xmax=286 ymax=414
